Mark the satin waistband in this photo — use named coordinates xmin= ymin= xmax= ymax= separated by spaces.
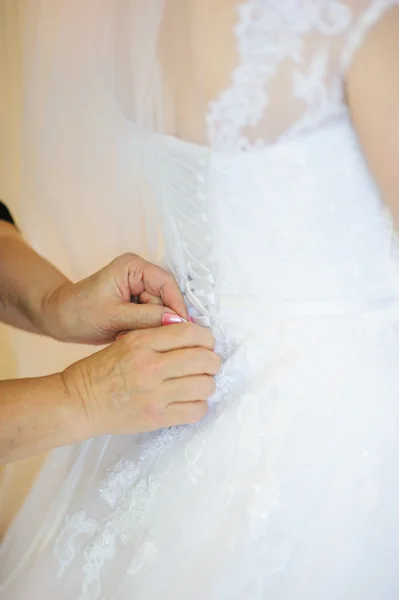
xmin=189 ymin=294 xmax=399 ymax=327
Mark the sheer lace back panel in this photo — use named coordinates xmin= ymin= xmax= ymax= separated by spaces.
xmin=159 ymin=0 xmax=396 ymax=151
xmin=156 ymin=0 xmax=397 ymax=329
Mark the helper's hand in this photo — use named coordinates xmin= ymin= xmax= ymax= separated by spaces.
xmin=42 ymin=253 xmax=188 ymax=344
xmin=63 ymin=323 xmax=220 ymax=434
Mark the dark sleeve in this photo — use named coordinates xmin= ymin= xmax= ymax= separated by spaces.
xmin=0 ymin=202 xmax=16 ymax=226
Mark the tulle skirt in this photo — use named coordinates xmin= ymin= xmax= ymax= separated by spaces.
xmin=2 ymin=304 xmax=399 ymax=599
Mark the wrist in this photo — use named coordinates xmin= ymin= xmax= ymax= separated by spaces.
xmin=38 ymin=281 xmax=74 ymax=342
xmin=51 ymin=371 xmax=94 ymax=443
xmin=0 ymin=372 xmax=97 ymax=464
xmin=61 ymin=359 xmax=104 ymax=439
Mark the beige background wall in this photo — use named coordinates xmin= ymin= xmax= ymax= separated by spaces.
xmin=0 ymin=0 xmax=44 ymax=537
xmin=0 ymin=1 xmax=21 ymax=379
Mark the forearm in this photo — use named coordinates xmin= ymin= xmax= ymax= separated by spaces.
xmin=0 ymin=372 xmax=91 ymax=464
xmin=0 ymin=222 xmax=69 ymax=335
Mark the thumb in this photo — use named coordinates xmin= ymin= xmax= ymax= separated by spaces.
xmin=117 ymin=303 xmax=183 ymax=331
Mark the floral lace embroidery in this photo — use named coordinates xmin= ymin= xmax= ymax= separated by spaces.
xmin=206 ymin=1 xmax=352 ymax=152
xmin=54 ymin=320 xmax=239 ymax=599
xmin=55 ymin=428 xmax=188 ymax=599
xmin=207 ymin=0 xmax=394 ymax=152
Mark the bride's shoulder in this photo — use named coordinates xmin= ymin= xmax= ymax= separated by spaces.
xmin=344 ymin=2 xmax=399 ymax=216
xmin=335 ymin=0 xmax=398 ymax=66
xmin=295 ymin=1 xmax=398 ymax=61
xmin=344 ymin=1 xmax=399 ymax=123
xmin=344 ymin=1 xmax=399 ymax=72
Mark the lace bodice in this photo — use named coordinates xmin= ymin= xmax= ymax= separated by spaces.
xmin=158 ymin=0 xmax=398 ymax=329
xmin=160 ymin=0 xmax=395 ymax=149
xmin=207 ymin=0 xmax=396 ymax=150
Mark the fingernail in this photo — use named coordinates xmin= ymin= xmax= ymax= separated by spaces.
xmin=188 ymin=316 xmax=195 ymax=323
xmin=161 ymin=312 xmax=185 ymax=325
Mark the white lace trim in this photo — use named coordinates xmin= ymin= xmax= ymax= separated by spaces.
xmin=54 ymin=428 xmax=188 ymax=598
xmin=54 ymin=381 xmax=238 ymax=598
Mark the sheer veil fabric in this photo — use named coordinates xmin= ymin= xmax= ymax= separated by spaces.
xmin=1 ymin=1 xmax=399 ymax=599
xmin=0 ymin=0 xmax=168 ymax=541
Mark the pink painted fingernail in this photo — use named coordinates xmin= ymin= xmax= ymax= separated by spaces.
xmin=188 ymin=316 xmax=195 ymax=323
xmin=161 ymin=313 xmax=185 ymax=326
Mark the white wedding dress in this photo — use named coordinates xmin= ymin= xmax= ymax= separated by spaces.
xmin=2 ymin=1 xmax=399 ymax=598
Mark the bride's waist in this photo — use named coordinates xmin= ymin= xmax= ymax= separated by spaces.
xmin=189 ymin=293 xmax=399 ymax=328
xmin=183 ymin=266 xmax=399 ymax=327
xmin=218 ymin=294 xmax=399 ymax=318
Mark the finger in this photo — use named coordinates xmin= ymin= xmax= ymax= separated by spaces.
xmin=117 ymin=303 xmax=173 ymax=330
xmin=163 ymin=400 xmax=208 ymax=427
xmin=122 ymin=254 xmax=187 ymax=317
xmin=139 ymin=291 xmax=164 ymax=306
xmin=142 ymin=264 xmax=188 ymax=320
xmin=116 ymin=254 xmax=188 ymax=320
xmin=158 ymin=278 xmax=188 ymax=320
xmin=158 ymin=348 xmax=221 ymax=380
xmin=147 ymin=322 xmax=215 ymax=352
xmin=162 ymin=375 xmax=216 ymax=404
